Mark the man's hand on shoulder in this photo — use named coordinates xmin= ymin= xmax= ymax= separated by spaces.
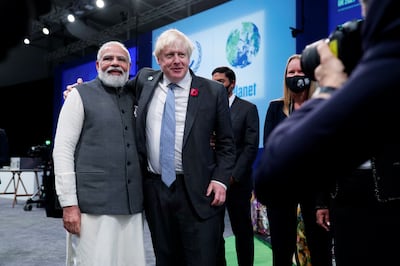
xmin=64 ymin=78 xmax=83 ymax=100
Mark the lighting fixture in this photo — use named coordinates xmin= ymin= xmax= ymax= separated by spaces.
xmin=67 ymin=13 xmax=75 ymax=23
xmin=96 ymin=0 xmax=105 ymax=8
xmin=42 ymin=27 xmax=50 ymax=35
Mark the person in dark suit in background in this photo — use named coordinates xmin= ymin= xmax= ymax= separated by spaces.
xmin=261 ymin=54 xmax=332 ymax=266
xmin=254 ymin=0 xmax=400 ymax=265
xmin=212 ymin=66 xmax=259 ymax=266
xmin=0 ymin=128 xmax=9 ymax=168
xmin=127 ymin=29 xmax=236 ymax=266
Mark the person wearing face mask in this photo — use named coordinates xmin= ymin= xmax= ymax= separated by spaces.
xmin=211 ymin=66 xmax=259 ymax=266
xmin=260 ymin=54 xmax=333 ymax=266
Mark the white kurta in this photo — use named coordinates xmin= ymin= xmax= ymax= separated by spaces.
xmin=53 ymin=89 xmax=146 ymax=266
xmin=67 ymin=213 xmax=146 ymax=266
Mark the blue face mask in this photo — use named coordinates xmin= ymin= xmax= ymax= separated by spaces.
xmin=285 ymin=76 xmax=311 ymax=93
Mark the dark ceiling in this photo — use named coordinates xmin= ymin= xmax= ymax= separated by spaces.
xmin=28 ymin=0 xmax=231 ymax=63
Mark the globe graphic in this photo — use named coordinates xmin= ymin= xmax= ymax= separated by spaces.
xmin=226 ymin=22 xmax=261 ymax=68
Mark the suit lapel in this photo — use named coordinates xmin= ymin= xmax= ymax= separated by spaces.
xmin=230 ymin=97 xmax=239 ymax=122
xmin=137 ymin=72 xmax=163 ymax=124
xmin=183 ymin=76 xmax=202 ymax=147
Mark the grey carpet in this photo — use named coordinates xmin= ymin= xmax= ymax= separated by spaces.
xmin=0 ymin=197 xmax=155 ymax=266
xmin=0 ymin=196 xmax=233 ymax=266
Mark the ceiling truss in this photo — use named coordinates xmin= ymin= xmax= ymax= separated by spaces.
xmin=40 ymin=0 xmax=210 ymax=62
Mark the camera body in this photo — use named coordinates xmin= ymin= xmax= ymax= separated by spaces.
xmin=300 ymin=19 xmax=364 ymax=80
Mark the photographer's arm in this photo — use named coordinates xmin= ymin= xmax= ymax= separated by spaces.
xmin=254 ymin=0 xmax=400 ymax=203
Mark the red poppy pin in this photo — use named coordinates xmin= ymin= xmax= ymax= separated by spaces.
xmin=190 ymin=88 xmax=199 ymax=97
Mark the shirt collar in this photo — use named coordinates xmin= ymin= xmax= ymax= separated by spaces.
xmin=229 ymin=94 xmax=236 ymax=108
xmin=163 ymin=70 xmax=192 ymax=89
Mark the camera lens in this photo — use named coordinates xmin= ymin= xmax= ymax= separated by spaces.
xmin=300 ymin=45 xmax=320 ymax=81
xmin=300 ymin=19 xmax=363 ymax=82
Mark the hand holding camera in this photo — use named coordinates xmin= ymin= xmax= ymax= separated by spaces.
xmin=300 ymin=19 xmax=364 ymax=81
xmin=314 ymin=41 xmax=348 ymax=89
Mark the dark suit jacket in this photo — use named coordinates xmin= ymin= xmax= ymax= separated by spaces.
xmin=128 ymin=68 xmax=236 ymax=219
xmin=0 ymin=128 xmax=9 ymax=167
xmin=254 ymin=0 xmax=400 ymax=205
xmin=230 ymin=96 xmax=259 ymax=190
xmin=262 ymin=99 xmax=286 ymax=147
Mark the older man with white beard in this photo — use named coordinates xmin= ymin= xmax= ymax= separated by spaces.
xmin=52 ymin=41 xmax=145 ymax=266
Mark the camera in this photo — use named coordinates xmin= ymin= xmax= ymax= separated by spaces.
xmin=27 ymin=141 xmax=52 ymax=168
xmin=300 ymin=19 xmax=364 ymax=80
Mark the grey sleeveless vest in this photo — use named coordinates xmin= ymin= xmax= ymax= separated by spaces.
xmin=75 ymin=77 xmax=143 ymax=214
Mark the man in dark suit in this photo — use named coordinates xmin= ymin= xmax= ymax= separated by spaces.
xmin=128 ymin=29 xmax=236 ymax=266
xmin=212 ymin=66 xmax=259 ymax=266
xmin=0 ymin=128 xmax=9 ymax=168
xmin=254 ymin=0 xmax=400 ymax=265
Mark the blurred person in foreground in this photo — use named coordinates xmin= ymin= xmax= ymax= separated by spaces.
xmin=53 ymin=41 xmax=145 ymax=266
xmin=127 ymin=29 xmax=236 ymax=265
xmin=261 ymin=54 xmax=332 ymax=266
xmin=254 ymin=0 xmax=400 ymax=265
xmin=212 ymin=66 xmax=259 ymax=266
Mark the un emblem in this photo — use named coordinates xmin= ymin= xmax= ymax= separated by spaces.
xmin=189 ymin=40 xmax=202 ymax=73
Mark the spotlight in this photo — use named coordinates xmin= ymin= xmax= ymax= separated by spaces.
xmin=23 ymin=38 xmax=30 ymax=45
xmin=42 ymin=27 xmax=50 ymax=35
xmin=67 ymin=14 xmax=75 ymax=23
xmin=96 ymin=0 xmax=105 ymax=8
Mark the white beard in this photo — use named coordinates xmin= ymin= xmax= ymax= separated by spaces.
xmin=98 ymin=67 xmax=129 ymax=87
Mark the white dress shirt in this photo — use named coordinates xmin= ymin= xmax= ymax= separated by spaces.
xmin=146 ymin=71 xmax=192 ymax=174
xmin=229 ymin=94 xmax=236 ymax=108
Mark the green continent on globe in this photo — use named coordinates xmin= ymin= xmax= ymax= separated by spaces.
xmin=226 ymin=22 xmax=261 ymax=68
